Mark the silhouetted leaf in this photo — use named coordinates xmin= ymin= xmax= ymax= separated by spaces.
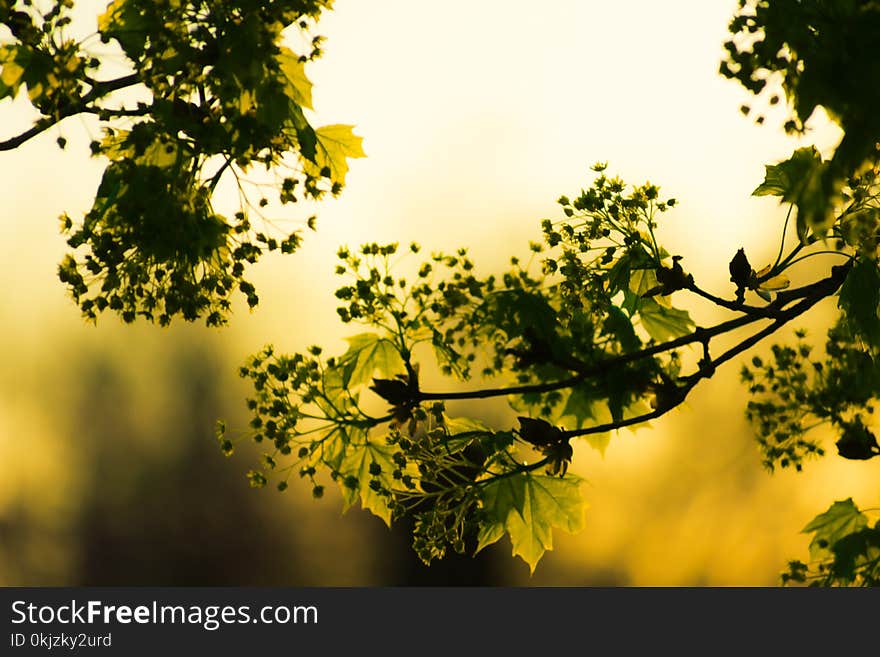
xmin=603 ymin=306 xmax=641 ymax=351
xmin=753 ymin=147 xmax=823 ymax=199
xmin=753 ymin=147 xmax=831 ymax=236
xmin=838 ymin=259 xmax=880 ymax=350
xmin=803 ymin=498 xmax=868 ymax=560
xmin=830 ymin=527 xmax=880 ymax=581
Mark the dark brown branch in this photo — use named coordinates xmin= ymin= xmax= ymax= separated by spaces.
xmin=418 ymin=313 xmax=763 ymax=402
xmin=0 ymin=73 xmax=141 ymax=151
xmin=417 ymin=263 xmax=851 ymax=405
xmin=562 ymin=262 xmax=851 ymax=438
xmin=83 ymin=106 xmax=151 ymax=118
xmin=685 ymin=281 xmax=775 ymax=316
xmin=418 ymin=373 xmax=586 ymax=402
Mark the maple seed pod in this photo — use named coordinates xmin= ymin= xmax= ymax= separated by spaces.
xmin=517 ymin=417 xmax=564 ymax=447
xmin=370 ymin=378 xmax=412 ymax=406
xmin=728 ymin=248 xmax=752 ymax=287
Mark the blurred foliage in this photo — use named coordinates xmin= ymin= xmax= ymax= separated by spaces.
xmin=0 ymin=330 xmax=511 ymax=585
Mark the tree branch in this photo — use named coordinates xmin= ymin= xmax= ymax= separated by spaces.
xmin=0 ymin=73 xmax=141 ymax=151
xmin=83 ymin=106 xmax=151 ymax=118
xmin=562 ymin=262 xmax=851 ymax=438
xmin=685 ymin=281 xmax=775 ymax=317
xmin=417 ymin=263 xmax=851 ymax=406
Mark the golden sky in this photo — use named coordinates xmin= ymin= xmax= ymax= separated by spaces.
xmin=0 ymin=0 xmax=876 ymax=585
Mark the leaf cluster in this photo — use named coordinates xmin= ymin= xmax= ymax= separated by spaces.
xmin=221 ymin=168 xmax=771 ymax=571
xmin=2 ymin=0 xmax=364 ymax=325
xmin=784 ymin=499 xmax=880 ymax=586
xmin=722 ymin=0 xmax=880 ymax=228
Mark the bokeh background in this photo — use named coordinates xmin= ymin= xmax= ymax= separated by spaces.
xmin=1 ymin=0 xmax=878 ymax=585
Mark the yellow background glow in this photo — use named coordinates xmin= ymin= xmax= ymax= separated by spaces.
xmin=0 ymin=0 xmax=877 ymax=585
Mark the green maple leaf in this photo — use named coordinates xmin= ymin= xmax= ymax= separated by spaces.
xmin=752 ymin=147 xmax=831 ymax=237
xmin=476 ymin=473 xmax=586 ymax=573
xmin=305 ymin=124 xmax=366 ymax=186
xmin=570 ymin=400 xmax=613 ymax=456
xmin=829 ymin=527 xmax=880 ymax=583
xmin=752 ymin=146 xmax=824 ymax=200
xmin=338 ymin=438 xmax=397 ymax=526
xmin=337 ymin=333 xmax=405 ymax=388
xmin=445 ymin=415 xmax=492 ymax=435
xmin=628 ymin=267 xmax=659 ymax=297
xmin=638 ymin=299 xmax=695 ymax=342
xmin=100 ymin=127 xmax=182 ymax=169
xmin=802 ymin=498 xmax=868 ymax=560
xmin=301 ymin=425 xmax=364 ymax=478
xmin=98 ymin=0 xmax=150 ymax=57
xmin=581 ymin=432 xmax=611 ymax=456
xmin=607 ymin=248 xmax=655 ymax=295
xmin=278 ymin=46 xmax=313 ymax=110
xmin=559 ymin=384 xmax=598 ymax=430
xmin=443 ymin=415 xmax=493 ymax=452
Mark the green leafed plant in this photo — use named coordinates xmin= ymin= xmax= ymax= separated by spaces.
xmin=2 ymin=0 xmax=363 ymax=326
xmin=4 ymin=1 xmax=880 ymax=580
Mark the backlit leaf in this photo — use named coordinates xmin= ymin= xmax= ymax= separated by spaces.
xmin=278 ymin=47 xmax=313 ymax=109
xmin=802 ymin=498 xmax=868 ymax=560
xmin=638 ymin=299 xmax=695 ymax=342
xmin=629 ymin=267 xmax=659 ymax=297
xmin=603 ymin=305 xmax=641 ymax=352
xmin=307 ymin=124 xmax=366 ymax=186
xmin=752 ymin=146 xmax=824 ymax=200
xmin=752 ymin=147 xmax=832 ymax=236
xmin=477 ymin=472 xmax=586 ymax=572
xmin=339 ymin=438 xmax=396 ymax=525
xmin=559 ymin=384 xmax=598 ymax=430
xmin=443 ymin=415 xmax=493 ymax=453
xmin=338 ymin=333 xmax=405 ymax=388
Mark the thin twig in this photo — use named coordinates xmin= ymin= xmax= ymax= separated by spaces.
xmin=417 ymin=263 xmax=850 ymax=403
xmin=0 ymin=73 xmax=141 ymax=151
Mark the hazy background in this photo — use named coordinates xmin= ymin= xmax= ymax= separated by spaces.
xmin=1 ymin=0 xmax=878 ymax=585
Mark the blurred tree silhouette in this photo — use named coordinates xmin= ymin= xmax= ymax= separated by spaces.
xmin=2 ymin=1 xmax=879 ymax=583
xmin=68 ymin=343 xmax=310 ymax=585
xmin=0 ymin=332 xmax=510 ymax=585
